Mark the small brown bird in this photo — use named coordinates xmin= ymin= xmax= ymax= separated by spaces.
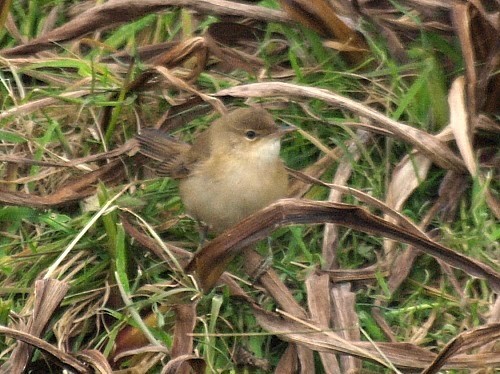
xmin=137 ymin=107 xmax=294 ymax=233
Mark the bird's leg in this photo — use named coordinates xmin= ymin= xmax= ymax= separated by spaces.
xmin=196 ymin=220 xmax=210 ymax=249
xmin=248 ymin=237 xmax=274 ymax=284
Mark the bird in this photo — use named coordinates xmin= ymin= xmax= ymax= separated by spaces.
xmin=137 ymin=107 xmax=295 ymax=233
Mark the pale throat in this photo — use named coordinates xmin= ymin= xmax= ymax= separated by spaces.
xmin=242 ymin=137 xmax=281 ymax=164
xmin=205 ymin=136 xmax=282 ymax=180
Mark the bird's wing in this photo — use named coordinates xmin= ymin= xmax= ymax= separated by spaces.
xmin=136 ymin=128 xmax=192 ymax=178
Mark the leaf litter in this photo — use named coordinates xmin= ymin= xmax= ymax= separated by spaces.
xmin=0 ymin=0 xmax=498 ymax=372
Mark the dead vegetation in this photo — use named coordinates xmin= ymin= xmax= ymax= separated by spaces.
xmin=0 ymin=0 xmax=498 ymax=372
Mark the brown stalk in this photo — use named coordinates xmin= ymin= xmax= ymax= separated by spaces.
xmin=123 ymin=214 xmax=500 ymax=370
xmin=187 ymin=198 xmax=500 ymax=292
xmin=161 ymin=355 xmax=206 ymax=374
xmin=214 ymin=82 xmax=467 ymax=172
xmin=0 ymin=326 xmax=90 ymax=373
xmin=278 ymin=0 xmax=369 ymax=64
xmin=171 ymin=304 xmax=197 ymax=373
xmin=422 ymin=323 xmax=500 ymax=374
xmin=0 ymin=159 xmax=129 ymax=208
xmin=0 ymin=0 xmax=290 ymax=57
xmin=306 ymin=273 xmax=341 ymax=373
xmin=252 ymin=304 xmax=500 ymax=370
xmin=0 ymin=280 xmax=76 ymax=373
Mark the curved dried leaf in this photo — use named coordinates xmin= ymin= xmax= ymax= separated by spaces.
xmin=422 ymin=323 xmax=500 ymax=374
xmin=1 ymin=0 xmax=290 ymax=57
xmin=214 ymin=82 xmax=466 ymax=171
xmin=278 ymin=0 xmax=368 ymax=64
xmin=449 ymin=76 xmax=477 ymax=175
xmin=0 ymin=89 xmax=90 ymax=120
xmin=306 ymin=273 xmax=341 ymax=373
xmin=76 ymin=350 xmax=113 ymax=374
xmin=171 ymin=304 xmax=196 ymax=359
xmin=3 ymin=279 xmax=70 ymax=373
xmin=161 ymin=355 xmax=205 ymax=374
xmin=205 ymin=22 xmax=268 ymax=74
xmin=0 ymin=159 xmax=129 ymax=208
xmin=187 ymin=199 xmax=500 ymax=292
xmin=0 ymin=326 xmax=89 ymax=373
xmin=253 ymin=306 xmax=500 ymax=370
xmin=386 ymin=153 xmax=432 ymax=212
xmin=383 ymin=152 xmax=431 ymax=260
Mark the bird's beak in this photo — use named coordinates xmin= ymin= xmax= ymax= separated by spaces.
xmin=277 ymin=124 xmax=297 ymax=136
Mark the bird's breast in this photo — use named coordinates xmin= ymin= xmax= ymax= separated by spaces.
xmin=179 ymin=143 xmax=288 ymax=232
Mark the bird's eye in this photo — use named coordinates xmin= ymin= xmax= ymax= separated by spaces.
xmin=245 ymin=130 xmax=257 ymax=140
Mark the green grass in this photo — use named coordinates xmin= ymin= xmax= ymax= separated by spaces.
xmin=0 ymin=1 xmax=498 ymax=373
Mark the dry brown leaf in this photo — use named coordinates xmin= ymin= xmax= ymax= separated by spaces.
xmin=4 ymin=13 xmax=25 ymax=44
xmin=112 ymin=345 xmax=170 ymax=364
xmin=101 ymin=41 xmax=176 ymax=64
xmin=0 ymin=89 xmax=90 ymax=121
xmin=241 ymin=248 xmax=305 ymax=316
xmin=0 ymin=159 xmax=129 ymax=208
xmin=324 ymin=266 xmax=388 ymax=283
xmin=0 ymin=0 xmax=290 ymax=57
xmin=204 ymin=22 xmax=270 ymax=74
xmin=112 ymin=304 xmax=172 ymax=363
xmin=242 ymin=249 xmax=315 ymax=370
xmin=306 ymin=273 xmax=341 ymax=373
xmin=452 ymin=2 xmax=500 ymax=115
xmin=0 ymin=139 xmax=138 ymax=170
xmin=275 ymin=344 xmax=299 ymax=373
xmin=422 ymin=323 xmax=500 ymax=374
xmin=288 ymin=154 xmax=333 ymax=197
xmin=0 ymin=326 xmax=89 ymax=373
xmin=123 ymin=212 xmax=500 ymax=371
xmin=323 ymin=39 xmax=368 ymax=52
xmin=322 ymin=130 xmax=372 ymax=268
xmin=252 ymin=305 xmax=500 ymax=370
xmin=315 ymin=131 xmax=371 ymax=372
xmin=386 ymin=170 xmax=470 ymax=294
xmin=123 ymin=61 xmax=225 ymax=114
xmin=146 ymin=37 xmax=207 ymax=70
xmin=331 ymin=283 xmax=361 ymax=372
xmin=40 ymin=4 xmax=60 ymax=36
xmin=214 ymin=82 xmax=466 ymax=171
xmin=295 ymin=344 xmax=315 ymax=373
xmin=232 ymin=346 xmax=270 ymax=371
xmin=485 ymin=190 xmax=500 ymax=220
xmin=113 ymin=352 xmax=164 ymax=373
xmin=306 ymin=272 xmax=331 ymax=328
xmin=383 ymin=152 xmax=432 ymax=260
xmin=325 ymin=0 xmax=454 ymax=61
xmin=153 ymin=66 xmax=225 ymax=113
xmin=187 ymin=199 xmax=500 ymax=292
xmin=255 ymin=306 xmax=393 ymax=368
xmin=386 ymin=247 xmax=420 ymax=295
xmin=385 ymin=153 xmax=432 ymax=213
xmin=75 ymin=350 xmax=113 ymax=374
xmin=0 ymin=139 xmax=136 ymax=207
xmin=278 ymin=0 xmax=368 ymax=64
xmin=1 ymin=279 xmax=70 ymax=373
xmin=288 ymin=168 xmax=424 ymax=235
xmin=0 ymin=0 xmax=12 ymax=32
xmin=475 ymin=298 xmax=500 ymax=367
xmin=171 ymin=304 xmax=197 ymax=369
xmin=121 ymin=215 xmax=193 ymax=269
xmin=449 ymin=76 xmax=477 ymax=176
xmin=161 ymin=355 xmax=206 ymax=374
